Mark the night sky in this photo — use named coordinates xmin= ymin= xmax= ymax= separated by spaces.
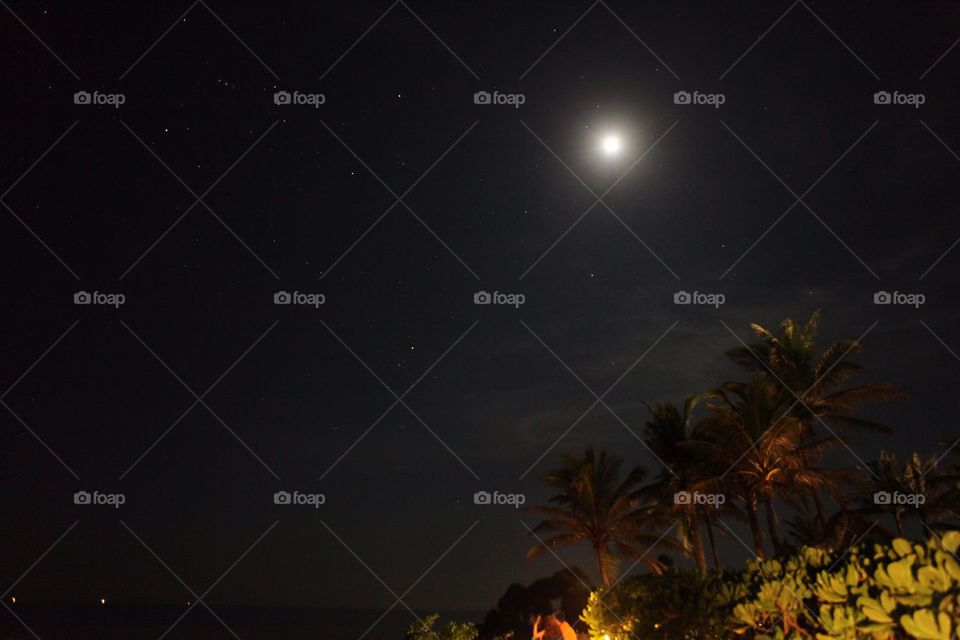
xmin=2 ymin=0 xmax=960 ymax=626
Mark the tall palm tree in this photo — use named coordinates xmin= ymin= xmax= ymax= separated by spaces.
xmin=641 ymin=396 xmax=726 ymax=569
xmin=726 ymin=311 xmax=903 ymax=430
xmin=725 ymin=311 xmax=904 ymax=527
xmin=693 ymin=373 xmax=839 ymax=558
xmin=524 ymin=447 xmax=673 ymax=587
xmin=854 ymin=451 xmax=960 ymax=536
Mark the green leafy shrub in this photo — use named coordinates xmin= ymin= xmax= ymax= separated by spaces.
xmin=405 ymin=613 xmax=514 ymax=640
xmin=583 ymin=531 xmax=960 ymax=640
xmin=581 ymin=568 xmax=737 ymax=640
xmin=405 ymin=613 xmax=479 ymax=640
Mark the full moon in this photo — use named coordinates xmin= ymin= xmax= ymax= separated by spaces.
xmin=601 ymin=135 xmax=621 ymax=155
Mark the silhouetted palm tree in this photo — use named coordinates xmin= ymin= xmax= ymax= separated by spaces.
xmin=725 ymin=310 xmax=904 ymax=528
xmin=641 ymin=396 xmax=727 ymax=569
xmin=524 ymin=447 xmax=673 ymax=587
xmin=693 ymin=373 xmax=840 ymax=558
xmin=854 ymin=451 xmax=960 ymax=536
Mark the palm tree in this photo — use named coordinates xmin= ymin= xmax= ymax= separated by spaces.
xmin=524 ymin=447 xmax=673 ymax=587
xmin=725 ymin=311 xmax=904 ymax=528
xmin=693 ymin=373 xmax=839 ymax=558
xmin=854 ymin=451 xmax=960 ymax=536
xmin=641 ymin=396 xmax=726 ymax=569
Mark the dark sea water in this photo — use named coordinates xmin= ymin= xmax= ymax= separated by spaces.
xmin=0 ymin=604 xmax=484 ymax=640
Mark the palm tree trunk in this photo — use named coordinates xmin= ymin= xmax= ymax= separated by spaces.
xmin=747 ymin=497 xmax=767 ymax=559
xmin=703 ymin=509 xmax=721 ymax=568
xmin=594 ymin=545 xmax=612 ymax=588
xmin=764 ymin=497 xmax=783 ymax=557
xmin=812 ymin=489 xmax=829 ymax=530
xmin=688 ymin=509 xmax=707 ymax=569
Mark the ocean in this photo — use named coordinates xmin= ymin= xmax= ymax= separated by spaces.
xmin=0 ymin=604 xmax=484 ymax=639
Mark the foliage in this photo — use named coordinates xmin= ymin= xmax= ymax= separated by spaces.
xmin=583 ymin=531 xmax=960 ymax=640
xmin=405 ymin=614 xmax=515 ymax=640
xmin=405 ymin=614 xmax=479 ymax=640
xmin=524 ymin=447 xmax=677 ymax=586
xmin=582 ymin=569 xmax=736 ymax=640
xmin=478 ymin=568 xmax=590 ymax=640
